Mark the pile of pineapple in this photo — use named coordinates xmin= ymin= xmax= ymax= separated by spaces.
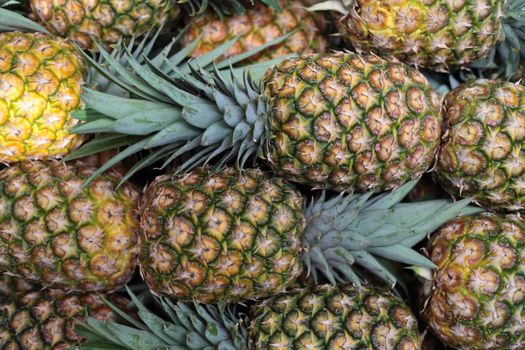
xmin=0 ymin=0 xmax=524 ymax=349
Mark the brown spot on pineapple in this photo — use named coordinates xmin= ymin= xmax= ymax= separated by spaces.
xmin=346 ymin=310 xmax=372 ymax=338
xmin=448 ymin=292 xmax=478 ymax=320
xmin=42 ymin=317 xmax=66 ymax=345
xmin=385 ymin=90 xmax=408 ymax=119
xmin=23 ymin=220 xmax=48 ymax=245
xmin=298 ymin=88 xmax=327 ymax=116
xmin=475 ymin=101 xmax=504 ymax=126
xmin=299 ymin=62 xmax=325 ymax=83
xmin=346 ymin=126 xmax=372 ymax=153
xmin=469 ymin=268 xmax=500 ymax=295
xmin=453 ymin=121 xmax=483 ymax=146
xmin=437 ymin=265 xmax=463 ymax=292
xmin=150 ymin=245 xmax=174 ymax=274
xmin=90 ymin=255 xmax=118 ymax=278
xmin=458 ymin=149 xmax=486 ymax=176
xmin=489 ymin=242 xmax=517 ymax=269
xmin=366 ymin=107 xmax=391 ymax=136
xmin=314 ymin=113 xmax=341 ymax=142
xmin=388 ymin=65 xmax=408 ymax=85
xmin=480 ymin=301 xmax=509 ymax=328
xmin=32 ymin=246 xmax=56 ymax=269
xmin=352 ymin=82 xmax=376 ymax=110
xmin=164 ymin=216 xmax=194 ymax=249
xmin=190 ymin=235 xmax=220 ymax=264
xmin=97 ymin=201 xmax=125 ymax=225
xmin=296 ymin=140 xmax=323 ymax=165
xmin=483 ymin=132 xmax=512 ymax=160
xmin=141 ymin=212 xmax=161 ymax=239
xmin=325 ymin=142 xmax=348 ymax=167
xmin=336 ymin=98 xmax=360 ymax=129
xmin=52 ymin=233 xmax=77 ymax=258
xmin=319 ymin=77 xmax=345 ymax=104
xmin=375 ymin=135 xmax=399 ymax=162
xmin=495 ymin=85 xmax=520 ymax=108
xmin=181 ymin=190 xmax=208 ymax=216
xmin=282 ymin=115 xmax=308 ymax=140
xmin=13 ymin=196 xmax=38 ymax=221
xmin=152 ymin=186 xmax=180 ymax=212
xmin=61 ymin=178 xmax=83 ymax=199
xmin=229 ymin=222 xmax=256 ymax=251
xmin=382 ymin=163 xmax=407 ymax=188
xmin=398 ymin=119 xmax=420 ymax=148
xmin=452 ymin=238 xmax=484 ymax=265
xmin=354 ymin=151 xmax=378 ymax=175
xmin=68 ymin=197 xmax=94 ymax=225
xmin=177 ymin=261 xmax=206 ymax=287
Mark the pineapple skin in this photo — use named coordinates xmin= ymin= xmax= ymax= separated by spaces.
xmin=181 ymin=0 xmax=326 ymax=63
xmin=262 ymin=52 xmax=442 ymax=192
xmin=30 ymin=0 xmax=177 ymax=49
xmin=0 ymin=161 xmax=140 ymax=292
xmin=0 ymin=32 xmax=86 ymax=163
xmin=423 ymin=214 xmax=525 ymax=349
xmin=436 ymin=80 xmax=525 ymax=211
xmin=250 ymin=284 xmax=422 ymax=349
xmin=139 ymin=167 xmax=306 ymax=303
xmin=0 ymin=289 xmax=129 ymax=349
xmin=339 ymin=0 xmax=502 ymax=71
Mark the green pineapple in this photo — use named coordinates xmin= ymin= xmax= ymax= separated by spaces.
xmin=309 ymin=0 xmax=525 ymax=79
xmin=137 ymin=167 xmax=479 ymax=303
xmin=77 ymin=284 xmax=423 ymax=350
xmin=68 ymin=49 xmax=443 ymax=193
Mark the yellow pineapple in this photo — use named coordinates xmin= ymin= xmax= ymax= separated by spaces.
xmin=0 ymin=32 xmax=86 ymax=163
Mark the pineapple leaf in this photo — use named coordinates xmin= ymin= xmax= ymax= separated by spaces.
xmin=0 ymin=8 xmax=50 ymax=33
xmin=78 ymin=288 xmax=249 ymax=350
xmin=301 ymin=182 xmax=483 ymax=287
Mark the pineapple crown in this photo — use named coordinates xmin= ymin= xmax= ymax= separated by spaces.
xmin=302 ymin=180 xmax=483 ymax=288
xmin=495 ymin=0 xmax=525 ymax=80
xmin=66 ymin=37 xmax=288 ymax=185
xmin=76 ymin=286 xmax=247 ymax=350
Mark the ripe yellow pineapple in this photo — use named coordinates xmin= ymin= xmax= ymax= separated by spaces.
xmin=138 ymin=167 xmax=478 ymax=303
xmin=0 ymin=289 xmax=130 ymax=349
xmin=181 ymin=0 xmax=326 ymax=63
xmin=30 ymin=0 xmax=177 ymax=49
xmin=0 ymin=32 xmax=86 ymax=163
xmin=0 ymin=160 xmax=140 ymax=292
xmin=421 ymin=213 xmax=525 ymax=349
xmin=435 ymin=79 xmax=525 ymax=211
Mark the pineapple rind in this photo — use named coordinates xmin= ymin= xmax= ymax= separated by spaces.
xmin=436 ymin=79 xmax=525 ymax=211
xmin=424 ymin=213 xmax=525 ymax=349
xmin=0 ymin=161 xmax=140 ymax=292
xmin=0 ymin=32 xmax=86 ymax=163
xmin=138 ymin=167 xmax=305 ymax=303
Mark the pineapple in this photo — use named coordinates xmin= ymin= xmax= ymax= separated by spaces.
xmin=0 ymin=32 xmax=86 ymax=163
xmin=420 ymin=213 xmax=525 ymax=349
xmin=0 ymin=275 xmax=37 ymax=301
xmin=0 ymin=288 xmax=130 ymax=349
xmin=435 ymin=79 xmax=525 ymax=211
xmin=138 ymin=167 xmax=478 ymax=303
xmin=78 ymin=284 xmax=423 ymax=350
xmin=0 ymin=160 xmax=140 ymax=292
xmin=181 ymin=0 xmax=326 ymax=63
xmin=29 ymin=0 xmax=177 ymax=49
xmin=70 ymin=51 xmax=443 ymax=193
xmin=310 ymin=0 xmax=525 ymax=78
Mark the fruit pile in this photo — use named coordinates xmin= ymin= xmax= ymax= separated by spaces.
xmin=0 ymin=0 xmax=524 ymax=349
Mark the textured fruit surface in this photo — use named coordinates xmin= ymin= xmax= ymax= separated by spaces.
xmin=0 ymin=32 xmax=86 ymax=163
xmin=0 ymin=275 xmax=37 ymax=302
xmin=0 ymin=289 xmax=129 ymax=349
xmin=263 ymin=52 xmax=442 ymax=191
xmin=436 ymin=80 xmax=525 ymax=211
xmin=181 ymin=0 xmax=326 ymax=63
xmin=0 ymin=161 xmax=140 ymax=292
xmin=423 ymin=214 xmax=525 ymax=349
xmin=251 ymin=284 xmax=422 ymax=349
xmin=30 ymin=0 xmax=176 ymax=49
xmin=339 ymin=0 xmax=502 ymax=71
xmin=139 ymin=167 xmax=305 ymax=303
